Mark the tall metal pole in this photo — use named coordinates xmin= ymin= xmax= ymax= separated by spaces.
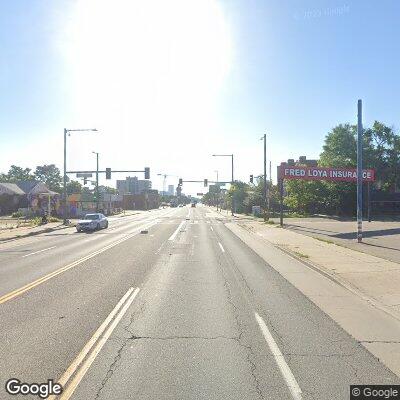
xmin=63 ymin=128 xmax=67 ymax=225
xmin=357 ymin=99 xmax=363 ymax=243
xmin=231 ymin=154 xmax=234 ymax=216
xmin=263 ymin=134 xmax=267 ymax=221
xmin=268 ymin=160 xmax=272 ymax=213
xmin=215 ymin=170 xmax=219 ymax=211
xmin=279 ymin=177 xmax=283 ymax=227
xmin=95 ymin=153 xmax=99 ymax=212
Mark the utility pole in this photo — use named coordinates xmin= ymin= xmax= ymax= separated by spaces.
xmin=231 ymin=154 xmax=234 ymax=216
xmin=215 ymin=170 xmax=219 ymax=211
xmin=212 ymin=154 xmax=234 ymax=216
xmin=63 ymin=128 xmax=67 ymax=224
xmin=357 ymin=100 xmax=363 ymax=242
xmin=269 ymin=160 xmax=272 ymax=213
xmin=261 ymin=133 xmax=268 ymax=221
xmin=93 ymin=151 xmax=99 ymax=212
xmin=63 ymin=128 xmax=97 ymax=224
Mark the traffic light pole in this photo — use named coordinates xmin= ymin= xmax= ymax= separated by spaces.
xmin=262 ymin=133 xmax=268 ymax=221
xmin=63 ymin=129 xmax=67 ymax=225
xmin=95 ymin=153 xmax=99 ymax=212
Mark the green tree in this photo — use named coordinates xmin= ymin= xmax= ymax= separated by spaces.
xmin=34 ymin=164 xmax=63 ymax=192
xmin=5 ymin=165 xmax=34 ymax=182
xmin=66 ymin=180 xmax=82 ymax=194
xmin=285 ymin=121 xmax=400 ymax=216
xmin=98 ymin=185 xmax=117 ymax=194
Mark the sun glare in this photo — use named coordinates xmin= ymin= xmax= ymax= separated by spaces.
xmin=64 ymin=0 xmax=232 ymax=145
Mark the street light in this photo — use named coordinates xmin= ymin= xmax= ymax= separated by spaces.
xmin=214 ymin=170 xmax=219 ymax=211
xmin=63 ymin=128 xmax=97 ymax=224
xmin=212 ymin=154 xmax=234 ymax=215
xmin=260 ymin=133 xmax=268 ymax=221
xmin=92 ymin=151 xmax=100 ymax=212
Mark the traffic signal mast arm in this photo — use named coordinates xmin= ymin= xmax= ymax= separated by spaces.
xmin=66 ymin=167 xmax=151 ymax=179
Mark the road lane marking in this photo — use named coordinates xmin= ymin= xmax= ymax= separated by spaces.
xmin=53 ymin=287 xmax=140 ymax=400
xmin=210 ymin=226 xmax=214 ymax=232
xmin=22 ymin=246 xmax=56 ymax=258
xmin=0 ymin=220 xmax=157 ymax=305
xmin=218 ymin=242 xmax=225 ymax=253
xmin=155 ymin=241 xmax=166 ymax=254
xmin=255 ymin=312 xmax=302 ymax=400
xmin=168 ymin=221 xmax=185 ymax=241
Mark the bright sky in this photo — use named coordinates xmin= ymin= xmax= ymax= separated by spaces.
xmin=1 ymin=0 xmax=400 ymax=195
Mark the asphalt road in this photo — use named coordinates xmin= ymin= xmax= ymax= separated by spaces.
xmin=0 ymin=205 xmax=398 ymax=399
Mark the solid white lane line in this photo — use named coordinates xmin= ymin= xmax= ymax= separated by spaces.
xmin=168 ymin=221 xmax=185 ymax=241
xmin=218 ymin=242 xmax=225 ymax=253
xmin=22 ymin=246 xmax=56 ymax=258
xmin=58 ymin=287 xmax=140 ymax=400
xmin=255 ymin=312 xmax=302 ymax=400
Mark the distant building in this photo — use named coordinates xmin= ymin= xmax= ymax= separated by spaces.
xmin=116 ymin=176 xmax=152 ymax=195
xmin=116 ymin=180 xmax=128 ymax=195
xmin=287 ymin=156 xmax=318 ymax=167
xmin=168 ymin=185 xmax=174 ymax=195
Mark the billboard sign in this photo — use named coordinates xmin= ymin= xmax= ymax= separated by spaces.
xmin=279 ymin=165 xmax=375 ymax=182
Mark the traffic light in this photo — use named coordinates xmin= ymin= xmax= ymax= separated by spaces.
xmin=106 ymin=168 xmax=111 ymax=179
xmin=144 ymin=167 xmax=150 ymax=179
xmin=250 ymin=174 xmax=253 ymax=183
xmin=179 ymin=178 xmax=183 ymax=185
xmin=204 ymin=179 xmax=208 ymax=187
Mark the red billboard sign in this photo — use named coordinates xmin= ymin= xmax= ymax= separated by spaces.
xmin=279 ymin=165 xmax=375 ymax=182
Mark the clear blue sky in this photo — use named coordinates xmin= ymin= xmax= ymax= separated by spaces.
xmin=1 ymin=1 xmax=399 ymax=193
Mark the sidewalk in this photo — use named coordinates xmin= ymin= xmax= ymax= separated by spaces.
xmin=0 ymin=222 xmax=71 ymax=243
xmin=206 ymin=207 xmax=400 ymax=376
xmin=238 ymin=219 xmax=400 ymax=320
xmin=208 ymin=207 xmax=400 ymax=319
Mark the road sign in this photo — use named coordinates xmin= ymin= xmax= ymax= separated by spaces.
xmin=197 ymin=193 xmax=204 ymax=196
xmin=76 ymin=173 xmax=93 ymax=178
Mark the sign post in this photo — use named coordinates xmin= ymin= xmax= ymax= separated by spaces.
xmin=357 ymin=100 xmax=363 ymax=242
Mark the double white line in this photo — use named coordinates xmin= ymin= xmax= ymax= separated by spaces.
xmin=50 ymin=287 xmax=140 ymax=400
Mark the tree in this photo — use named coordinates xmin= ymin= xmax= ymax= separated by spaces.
xmin=284 ymin=121 xmax=400 ymax=216
xmin=66 ymin=180 xmax=82 ymax=194
xmin=98 ymin=185 xmax=117 ymax=194
xmin=34 ymin=164 xmax=62 ymax=192
xmin=5 ymin=165 xmax=35 ymax=182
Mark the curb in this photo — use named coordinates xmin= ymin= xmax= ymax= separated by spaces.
xmin=236 ymin=222 xmax=400 ymax=324
xmin=0 ymin=224 xmax=71 ymax=244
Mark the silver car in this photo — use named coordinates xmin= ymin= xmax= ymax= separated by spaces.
xmin=76 ymin=213 xmax=109 ymax=232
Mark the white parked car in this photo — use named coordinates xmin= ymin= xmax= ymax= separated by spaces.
xmin=76 ymin=213 xmax=108 ymax=232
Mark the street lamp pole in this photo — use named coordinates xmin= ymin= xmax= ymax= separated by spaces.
xmin=214 ymin=170 xmax=219 ymax=211
xmin=260 ymin=133 xmax=268 ymax=221
xmin=63 ymin=129 xmax=67 ymax=225
xmin=63 ymin=128 xmax=97 ymax=225
xmin=212 ymin=154 xmax=234 ymax=216
xmin=92 ymin=151 xmax=100 ymax=212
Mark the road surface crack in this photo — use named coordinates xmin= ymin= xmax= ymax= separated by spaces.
xmin=217 ymin=258 xmax=264 ymax=400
